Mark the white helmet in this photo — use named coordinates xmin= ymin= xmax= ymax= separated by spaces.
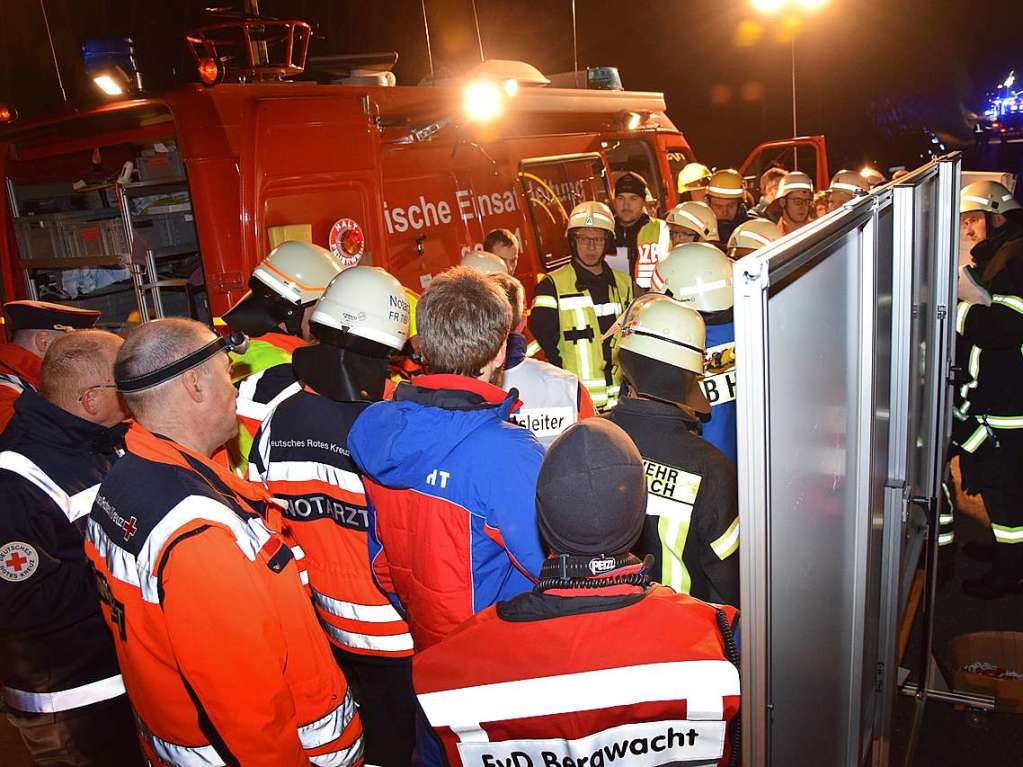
xmin=960 ymin=180 xmax=1021 ymax=215
xmin=310 ymin=266 xmax=410 ymax=350
xmin=665 ymin=201 xmax=719 ymax=241
xmin=224 ymin=241 xmax=343 ymax=336
xmin=566 ymin=200 xmax=616 ymax=233
xmin=651 ymin=242 xmax=733 ymax=312
xmin=460 ymin=251 xmax=509 ymax=274
xmin=618 ymin=296 xmax=711 ymax=414
xmin=829 ymin=169 xmax=868 ymax=196
xmin=727 ymin=218 xmax=781 ymax=255
xmin=776 ymin=171 xmax=814 ymax=198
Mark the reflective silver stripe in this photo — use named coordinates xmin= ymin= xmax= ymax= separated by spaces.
xmin=558 ymin=295 xmax=594 ymax=311
xmin=313 ymin=589 xmax=405 ymax=623
xmin=2 ymin=674 xmax=125 ymax=713
xmin=710 ymin=518 xmax=740 ymax=560
xmin=938 ymin=532 xmax=955 ymax=546
xmin=673 ymin=208 xmax=710 ymax=234
xmin=992 ymin=294 xmax=1023 ymax=315
xmin=736 ymin=230 xmax=773 ymax=248
xmin=960 ymin=424 xmax=988 ymax=453
xmin=260 ymin=460 xmax=366 ymax=495
xmin=237 ymin=380 xmax=302 ymax=423
xmin=532 ymin=295 xmax=558 ymax=309
xmin=984 ymin=415 xmax=1023 ymax=429
xmin=673 ymin=279 xmax=729 ymax=299
xmin=591 ymin=302 xmax=622 ymax=318
xmin=962 ymin=193 xmax=997 ymax=207
xmin=0 ymin=375 xmax=24 ymax=393
xmin=707 ymin=185 xmax=742 ymax=197
xmin=992 ymin=524 xmax=1023 ymax=543
xmin=321 ymin=622 xmax=416 ymax=653
xmin=417 ymin=660 xmax=739 ymax=730
xmin=782 ymin=181 xmax=813 ymax=192
xmin=830 ymin=182 xmax=862 ymax=193
xmin=309 ymin=736 xmax=365 ymax=767
xmin=135 ymin=712 xmax=225 ymax=767
xmin=87 ymin=517 xmax=145 ymax=590
xmin=298 ymin=690 xmax=357 ymax=750
xmin=0 ymin=451 xmax=99 ymax=523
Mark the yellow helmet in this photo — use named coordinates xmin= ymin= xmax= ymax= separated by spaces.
xmin=829 ymin=169 xmax=868 ymax=196
xmin=678 ymin=162 xmax=712 ymax=194
xmin=960 ymin=180 xmax=1021 ymax=215
xmin=727 ymin=218 xmax=781 ymax=254
xmin=707 ymin=169 xmax=745 ymax=200
xmin=665 ymin=201 xmax=719 ymax=241
xmin=566 ymin=200 xmax=616 ymax=234
xmin=776 ymin=171 xmax=814 ymax=198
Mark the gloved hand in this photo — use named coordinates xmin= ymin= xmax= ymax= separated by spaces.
xmin=958 ymin=264 xmax=992 ymax=306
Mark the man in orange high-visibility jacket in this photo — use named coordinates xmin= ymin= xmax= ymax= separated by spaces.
xmin=251 ymin=267 xmax=416 ymax=766
xmin=86 ymin=318 xmax=363 ymax=767
xmin=414 ymin=420 xmax=740 ymax=767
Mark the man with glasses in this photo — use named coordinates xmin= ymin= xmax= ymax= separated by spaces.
xmin=0 ymin=300 xmax=101 ymax=433
xmin=0 ymin=329 xmax=145 ymax=765
xmin=774 ymin=171 xmax=816 ymax=235
xmin=529 ymin=201 xmax=634 ymax=411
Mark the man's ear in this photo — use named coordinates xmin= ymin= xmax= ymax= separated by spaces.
xmin=79 ymin=388 xmax=100 ymax=417
xmin=180 ymin=369 xmax=205 ymax=404
xmin=491 ymin=340 xmax=507 ymax=371
xmin=992 ymin=211 xmax=1008 ymax=228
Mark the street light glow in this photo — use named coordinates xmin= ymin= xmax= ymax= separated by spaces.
xmin=751 ymin=0 xmax=786 ymax=14
xmin=93 ymin=74 xmax=124 ymax=96
xmin=794 ymin=0 xmax=829 ymax=10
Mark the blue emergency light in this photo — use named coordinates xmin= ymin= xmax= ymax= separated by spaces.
xmin=83 ymin=38 xmax=142 ymax=97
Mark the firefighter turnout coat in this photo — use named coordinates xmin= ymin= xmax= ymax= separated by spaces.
xmin=85 ymin=423 xmax=364 ymax=767
xmin=606 ymin=398 xmax=740 ymax=606
xmin=414 ymin=578 xmax=740 ymax=767
xmin=249 ymin=387 xmax=414 ymax=658
xmin=529 ymin=263 xmax=633 ymax=411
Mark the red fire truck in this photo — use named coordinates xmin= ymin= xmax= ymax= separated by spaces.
xmin=0 ymin=17 xmax=823 ymax=331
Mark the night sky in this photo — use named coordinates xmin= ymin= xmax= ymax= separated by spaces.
xmin=1 ymin=0 xmax=1021 ymax=169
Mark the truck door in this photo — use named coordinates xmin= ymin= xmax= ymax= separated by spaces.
xmin=740 ymin=135 xmax=830 ymax=198
xmin=239 ymin=95 xmax=384 ymax=275
xmin=518 ymin=153 xmax=611 ymax=272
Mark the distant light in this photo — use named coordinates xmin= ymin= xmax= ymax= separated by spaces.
xmin=1004 ymin=71 xmax=1016 ymax=88
xmin=502 ymin=79 xmax=519 ymax=97
xmin=751 ymin=0 xmax=786 ymax=13
xmin=93 ymin=74 xmax=124 ymax=96
xmin=463 ymin=80 xmax=504 ymax=123
xmin=626 ymin=111 xmax=642 ymax=130
xmin=794 ymin=0 xmax=829 ymax=10
xmin=197 ymin=57 xmax=221 ymax=87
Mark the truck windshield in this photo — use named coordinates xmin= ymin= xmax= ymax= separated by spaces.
xmin=518 ymin=154 xmax=610 ymax=270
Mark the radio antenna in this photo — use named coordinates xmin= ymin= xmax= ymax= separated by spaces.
xmin=471 ymin=0 xmax=485 ymax=62
xmin=571 ymin=0 xmax=580 ymax=87
xmin=421 ymin=0 xmax=435 ymax=78
xmin=39 ymin=0 xmax=68 ymax=103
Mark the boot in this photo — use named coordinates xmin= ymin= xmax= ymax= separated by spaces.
xmin=961 ymin=568 xmax=1023 ymax=599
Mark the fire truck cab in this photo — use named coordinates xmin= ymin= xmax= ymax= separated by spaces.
xmin=0 ymin=51 xmax=696 ymax=330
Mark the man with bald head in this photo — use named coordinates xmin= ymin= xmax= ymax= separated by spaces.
xmin=86 ymin=318 xmax=364 ymax=767
xmin=0 ymin=330 xmax=144 ymax=765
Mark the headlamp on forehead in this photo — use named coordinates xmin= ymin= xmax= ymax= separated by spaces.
xmin=116 ymin=331 xmax=248 ymax=394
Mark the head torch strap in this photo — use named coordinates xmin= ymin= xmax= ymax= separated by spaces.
xmin=115 ymin=332 xmax=247 ymax=394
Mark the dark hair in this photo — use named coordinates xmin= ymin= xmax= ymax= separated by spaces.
xmin=417 ymin=267 xmax=511 ymax=376
xmin=483 ymin=228 xmax=519 ymax=253
xmin=488 ymin=272 xmax=525 ymax=331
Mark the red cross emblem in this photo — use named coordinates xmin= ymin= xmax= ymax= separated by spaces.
xmin=0 ymin=542 xmax=39 ymax=582
xmin=121 ymin=516 xmax=138 ymax=541
xmin=4 ymin=551 xmax=28 ymax=572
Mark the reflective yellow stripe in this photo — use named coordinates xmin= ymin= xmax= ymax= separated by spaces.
xmin=213 ymin=316 xmax=227 ymax=327
xmin=985 ymin=415 xmax=1023 ymax=428
xmin=992 ymin=294 xmax=1023 ymax=315
xmin=956 ymin=301 xmax=972 ymax=334
xmin=659 ymin=512 xmax=692 ymax=595
xmin=532 ymin=295 xmax=558 ymax=310
xmin=961 ymin=424 xmax=988 ymax=453
xmin=938 ymin=532 xmax=955 ymax=546
xmin=992 ymin=524 xmax=1023 ymax=544
xmin=525 ymin=340 xmax=542 ymax=358
xmin=710 ymin=518 xmax=740 ymax=560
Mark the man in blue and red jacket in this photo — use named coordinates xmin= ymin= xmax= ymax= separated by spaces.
xmin=348 ymin=266 xmax=545 ymax=651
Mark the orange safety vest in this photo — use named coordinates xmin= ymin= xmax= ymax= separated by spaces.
xmin=0 ymin=343 xmax=41 ymax=433
xmin=85 ymin=423 xmax=364 ymax=767
xmin=249 ymin=388 xmax=414 ymax=659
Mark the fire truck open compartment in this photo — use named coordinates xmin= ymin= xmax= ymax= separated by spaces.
xmin=3 ymin=103 xmax=208 ymax=330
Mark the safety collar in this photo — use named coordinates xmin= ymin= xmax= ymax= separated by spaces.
xmin=116 ymin=332 xmax=249 ymax=394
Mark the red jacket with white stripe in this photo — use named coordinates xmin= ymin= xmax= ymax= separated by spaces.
xmin=414 ymin=581 xmax=740 ymax=767
xmin=249 ymin=387 xmax=413 ymax=659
